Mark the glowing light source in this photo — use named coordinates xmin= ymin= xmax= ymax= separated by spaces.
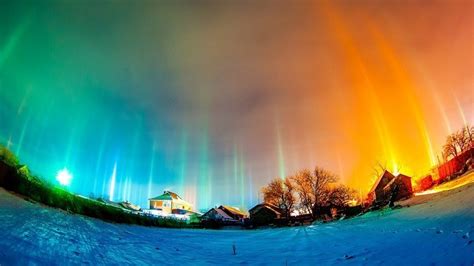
xmin=56 ymin=168 xmax=73 ymax=186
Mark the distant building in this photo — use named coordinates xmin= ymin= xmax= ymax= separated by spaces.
xmin=249 ymin=203 xmax=282 ymax=226
xmin=417 ymin=175 xmax=434 ymax=192
xmin=382 ymin=174 xmax=413 ymax=202
xmin=201 ymin=205 xmax=247 ymax=226
xmin=366 ymin=170 xmax=413 ymax=206
xmin=367 ymin=170 xmax=395 ymax=205
xmin=202 ymin=208 xmax=235 ymax=222
xmin=218 ymin=205 xmax=247 ymax=220
xmin=148 ymin=191 xmax=193 ymax=215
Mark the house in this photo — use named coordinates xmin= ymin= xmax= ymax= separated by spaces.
xmin=366 ymin=170 xmax=395 ymax=205
xmin=201 ymin=205 xmax=247 ymax=226
xmin=249 ymin=203 xmax=282 ymax=226
xmin=219 ymin=205 xmax=247 ymax=220
xmin=366 ymin=170 xmax=413 ymax=206
xmin=148 ymin=191 xmax=193 ymax=215
xmin=382 ymin=174 xmax=413 ymax=202
xmin=202 ymin=208 xmax=235 ymax=222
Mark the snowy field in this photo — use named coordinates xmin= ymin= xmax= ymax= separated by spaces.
xmin=1 ymin=176 xmax=474 ymax=265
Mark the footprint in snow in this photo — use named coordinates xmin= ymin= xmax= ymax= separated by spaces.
xmin=344 ymin=254 xmax=355 ymax=260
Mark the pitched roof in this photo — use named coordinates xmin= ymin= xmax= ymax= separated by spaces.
xmin=369 ymin=170 xmax=395 ymax=193
xmin=249 ymin=203 xmax=282 ymax=215
xmin=215 ymin=208 xmax=234 ymax=220
xmin=220 ymin=205 xmax=246 ymax=217
xmin=149 ymin=193 xmax=172 ymax=201
xmin=149 ymin=191 xmax=182 ymax=201
xmin=203 ymin=207 xmax=234 ymax=220
xmin=383 ymin=174 xmax=412 ymax=191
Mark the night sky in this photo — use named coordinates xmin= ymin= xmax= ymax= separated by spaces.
xmin=0 ymin=0 xmax=472 ymax=210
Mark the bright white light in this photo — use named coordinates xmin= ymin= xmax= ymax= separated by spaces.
xmin=56 ymin=168 xmax=73 ymax=186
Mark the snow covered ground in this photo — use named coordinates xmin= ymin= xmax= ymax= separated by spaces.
xmin=1 ymin=176 xmax=474 ymax=265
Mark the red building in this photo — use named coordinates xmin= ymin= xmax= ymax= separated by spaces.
xmin=417 ymin=175 xmax=434 ymax=191
xmin=437 ymin=147 xmax=473 ymax=183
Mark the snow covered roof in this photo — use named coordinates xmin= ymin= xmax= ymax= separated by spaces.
xmin=215 ymin=208 xmax=234 ymax=220
xmin=202 ymin=207 xmax=235 ymax=220
xmin=249 ymin=203 xmax=282 ymax=215
xmin=220 ymin=205 xmax=246 ymax=217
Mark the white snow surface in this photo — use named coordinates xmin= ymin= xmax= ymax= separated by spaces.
xmin=1 ymin=178 xmax=474 ymax=265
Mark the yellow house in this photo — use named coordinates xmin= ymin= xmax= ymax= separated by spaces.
xmin=148 ymin=191 xmax=193 ymax=215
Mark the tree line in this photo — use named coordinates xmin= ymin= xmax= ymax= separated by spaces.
xmin=261 ymin=167 xmax=357 ymax=219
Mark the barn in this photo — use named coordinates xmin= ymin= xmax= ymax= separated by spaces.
xmin=382 ymin=174 xmax=413 ymax=202
xmin=366 ymin=170 xmax=395 ymax=205
xmin=367 ymin=171 xmax=413 ymax=206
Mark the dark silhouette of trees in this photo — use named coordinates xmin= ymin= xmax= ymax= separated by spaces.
xmin=326 ymin=184 xmax=357 ymax=208
xmin=291 ymin=170 xmax=314 ymax=215
xmin=263 ymin=166 xmax=356 ymax=220
xmin=310 ymin=167 xmax=339 ymax=218
xmin=261 ymin=177 xmax=295 ymax=219
xmin=443 ymin=124 xmax=474 ymax=160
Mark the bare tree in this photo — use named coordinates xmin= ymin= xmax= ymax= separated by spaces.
xmin=442 ymin=125 xmax=474 ymax=161
xmin=372 ymin=161 xmax=388 ymax=181
xmin=290 ymin=167 xmax=340 ymax=218
xmin=311 ymin=167 xmax=338 ymax=218
xmin=327 ymin=185 xmax=357 ymax=208
xmin=443 ymin=134 xmax=460 ymax=160
xmin=262 ymin=177 xmax=295 ymax=219
xmin=291 ymin=170 xmax=314 ymax=215
xmin=461 ymin=125 xmax=474 ymax=149
xmin=454 ymin=129 xmax=469 ymax=154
